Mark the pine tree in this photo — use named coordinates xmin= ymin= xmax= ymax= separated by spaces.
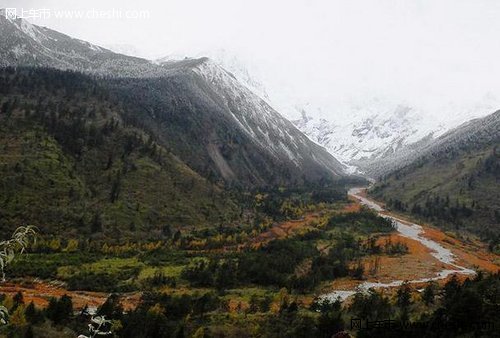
xmin=46 ymin=295 xmax=73 ymax=324
xmin=396 ymin=281 xmax=412 ymax=321
xmin=10 ymin=305 xmax=27 ymax=327
xmin=90 ymin=212 xmax=103 ymax=233
xmin=13 ymin=291 xmax=24 ymax=308
xmin=422 ymin=282 xmax=436 ymax=305
xmin=24 ymin=325 xmax=34 ymax=338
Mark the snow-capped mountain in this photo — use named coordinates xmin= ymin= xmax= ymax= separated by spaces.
xmin=0 ymin=12 xmax=347 ymax=185
xmin=179 ymin=52 xmax=438 ymax=167
xmin=199 ymin=51 xmax=499 ymax=173
xmin=0 ymin=9 xmax=164 ymax=77
xmin=194 ymin=53 xmax=443 ymax=168
xmin=291 ymin=103 xmax=448 ymax=165
xmin=291 ymin=98 xmax=500 ymax=174
xmin=5 ymin=8 xmax=495 ymax=180
xmin=156 ymin=57 xmax=346 ymax=181
xmin=157 ymin=49 xmax=271 ymax=102
xmin=102 ymin=43 xmax=146 ymax=58
xmin=366 ymin=109 xmax=500 ymax=177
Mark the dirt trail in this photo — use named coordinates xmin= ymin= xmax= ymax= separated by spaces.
xmin=246 ymin=213 xmax=320 ymax=248
xmin=0 ymin=280 xmax=140 ymax=311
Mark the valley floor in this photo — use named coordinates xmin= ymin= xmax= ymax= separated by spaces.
xmin=323 ymin=189 xmax=499 ymax=300
xmin=1 ymin=191 xmax=498 ymax=314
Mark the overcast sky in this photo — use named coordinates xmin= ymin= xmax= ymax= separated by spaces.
xmin=2 ymin=0 xmax=500 ymax=120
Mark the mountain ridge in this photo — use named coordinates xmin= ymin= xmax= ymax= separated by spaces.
xmin=193 ymin=50 xmax=499 ymax=173
xmin=0 ymin=13 xmax=346 ymax=187
xmin=0 ymin=67 xmax=242 ymax=236
xmin=370 ymin=110 xmax=500 ymax=246
xmin=365 ymin=110 xmax=500 ymax=177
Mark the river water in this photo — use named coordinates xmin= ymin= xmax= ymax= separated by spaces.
xmin=320 ymin=187 xmax=476 ymax=301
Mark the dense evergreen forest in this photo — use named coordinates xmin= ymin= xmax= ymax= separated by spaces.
xmin=370 ymin=143 xmax=500 ymax=252
xmin=1 ymin=268 xmax=497 ymax=337
xmin=0 ymin=67 xmax=240 ymax=237
xmin=0 ymin=68 xmax=497 ymax=338
xmin=0 ymin=67 xmax=360 ymax=238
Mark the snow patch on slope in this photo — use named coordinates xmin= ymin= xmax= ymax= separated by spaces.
xmin=292 ymin=96 xmax=500 ymax=168
xmin=191 ymin=58 xmax=301 ymax=163
xmin=183 ymin=57 xmax=344 ymax=175
xmin=200 ymin=51 xmax=500 ymax=170
xmin=293 ymin=104 xmax=447 ymax=163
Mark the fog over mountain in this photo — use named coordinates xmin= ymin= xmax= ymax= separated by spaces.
xmin=0 ymin=2 xmax=499 ymax=335
xmin=3 ymin=0 xmax=499 ymax=118
xmin=171 ymin=50 xmax=499 ymax=169
xmin=3 ymin=0 xmax=499 ymax=169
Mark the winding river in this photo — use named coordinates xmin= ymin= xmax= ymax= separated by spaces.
xmin=321 ymin=187 xmax=476 ymax=301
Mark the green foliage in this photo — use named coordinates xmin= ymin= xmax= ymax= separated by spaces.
xmin=181 ymin=229 xmax=373 ymax=292
xmin=97 ymin=295 xmax=124 ymax=320
xmin=371 ymin=145 xmax=500 ymax=245
xmin=396 ymin=282 xmax=412 ymax=321
xmin=1 ymin=272 xmax=498 ymax=338
xmin=422 ymin=282 xmax=436 ymax=305
xmin=382 ymin=238 xmax=409 ymax=255
xmin=253 ymin=185 xmax=346 ymax=221
xmin=0 ymin=226 xmax=37 ymax=281
xmin=9 ymin=252 xmax=98 ymax=279
xmin=24 ymin=302 xmax=43 ymax=324
xmin=45 ymin=294 xmax=73 ymax=325
xmin=349 ymin=289 xmax=394 ymax=321
xmin=0 ymin=67 xmax=357 ymax=239
xmin=0 ymin=68 xmax=240 ymax=236
xmin=327 ymin=209 xmax=395 ymax=234
xmin=311 ymin=299 xmax=345 ymax=338
xmin=416 ymin=273 xmax=500 ymax=337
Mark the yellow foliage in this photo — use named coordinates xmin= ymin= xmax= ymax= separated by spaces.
xmin=274 ymin=288 xmax=289 ymax=313
xmin=48 ymin=239 xmax=61 ymax=251
xmin=10 ymin=305 xmax=27 ymax=327
xmin=101 ymin=243 xmax=110 ymax=253
xmin=147 ymin=303 xmax=164 ymax=316
xmin=2 ymin=296 xmax=14 ymax=311
xmin=111 ymin=319 xmax=123 ymax=332
xmin=64 ymin=239 xmax=79 ymax=252
xmin=192 ymin=327 xmax=205 ymax=338
xmin=254 ymin=193 xmax=267 ymax=205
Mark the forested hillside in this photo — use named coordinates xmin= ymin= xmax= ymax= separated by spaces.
xmin=370 ymin=112 xmax=500 ymax=249
xmin=108 ymin=58 xmax=345 ymax=187
xmin=0 ymin=67 xmax=241 ymax=237
xmin=0 ymin=14 xmax=346 ymax=188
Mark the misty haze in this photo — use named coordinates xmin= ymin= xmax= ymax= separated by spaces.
xmin=0 ymin=1 xmax=498 ymax=337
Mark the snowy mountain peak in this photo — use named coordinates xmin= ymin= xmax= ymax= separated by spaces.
xmin=0 ymin=18 xmax=348 ymax=184
xmin=291 ymin=103 xmax=445 ymax=166
xmin=156 ymin=55 xmax=345 ymax=175
xmin=0 ymin=15 xmax=168 ymax=77
xmin=190 ymin=57 xmax=238 ymax=83
xmin=195 ymin=52 xmax=500 ymax=174
xmin=0 ymin=9 xmax=46 ymax=43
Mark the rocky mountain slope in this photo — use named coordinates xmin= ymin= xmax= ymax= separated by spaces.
xmin=151 ymin=58 xmax=345 ymax=184
xmin=291 ymin=104 xmax=441 ymax=166
xmin=0 ymin=10 xmax=160 ymax=77
xmin=0 ymin=12 xmax=346 ymax=188
xmin=366 ymin=110 xmax=500 ymax=177
xmin=198 ymin=51 xmax=499 ymax=175
xmin=370 ymin=110 xmax=500 ymax=245
xmin=0 ymin=67 xmax=240 ymax=236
